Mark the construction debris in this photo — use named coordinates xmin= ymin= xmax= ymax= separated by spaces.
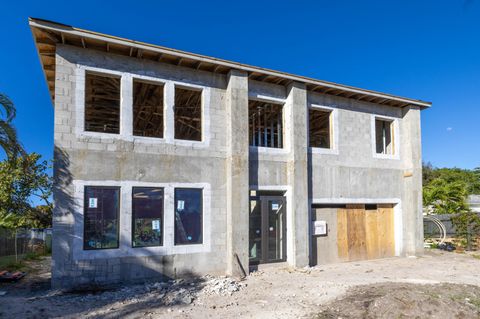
xmin=200 ymin=275 xmax=245 ymax=296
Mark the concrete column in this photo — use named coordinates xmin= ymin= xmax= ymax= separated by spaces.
xmin=401 ymin=105 xmax=423 ymax=256
xmin=164 ymin=81 xmax=175 ymax=143
xmin=225 ymin=70 xmax=250 ymax=277
xmin=120 ymin=74 xmax=133 ymax=137
xmin=286 ymin=82 xmax=310 ymax=267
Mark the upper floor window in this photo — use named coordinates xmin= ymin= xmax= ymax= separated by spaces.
xmin=85 ymin=72 xmax=121 ymax=134
xmin=249 ymin=100 xmax=283 ymax=148
xmin=84 ymin=186 xmax=120 ymax=250
xmin=309 ymin=108 xmax=332 ymax=148
xmin=174 ymin=87 xmax=202 ymax=141
xmin=375 ymin=118 xmax=394 ymax=155
xmin=133 ymin=80 xmax=164 ymax=138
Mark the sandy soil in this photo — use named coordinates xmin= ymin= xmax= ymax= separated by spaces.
xmin=1 ymin=250 xmax=480 ymax=318
xmin=313 ymin=283 xmax=480 ymax=318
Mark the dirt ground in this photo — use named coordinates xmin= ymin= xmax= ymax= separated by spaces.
xmin=1 ymin=250 xmax=480 ymax=318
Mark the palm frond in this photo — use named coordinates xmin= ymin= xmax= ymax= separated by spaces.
xmin=0 ymin=93 xmax=16 ymax=122
xmin=0 ymin=120 xmax=24 ymax=158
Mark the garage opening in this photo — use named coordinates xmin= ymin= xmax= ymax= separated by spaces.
xmin=311 ymin=204 xmax=395 ymax=266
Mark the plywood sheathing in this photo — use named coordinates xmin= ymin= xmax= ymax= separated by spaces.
xmin=336 ymin=205 xmax=395 ymax=263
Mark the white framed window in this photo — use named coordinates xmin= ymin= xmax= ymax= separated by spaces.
xmin=248 ymin=99 xmax=284 ymax=149
xmin=74 ymin=66 xmax=211 ymax=147
xmin=371 ymin=115 xmax=400 ymax=159
xmin=82 ymin=70 xmax=123 ymax=136
xmin=71 ymin=180 xmax=211 ymax=260
xmin=132 ymin=79 xmax=166 ymax=139
xmin=174 ymin=85 xmax=203 ymax=142
xmin=308 ymin=104 xmax=338 ymax=155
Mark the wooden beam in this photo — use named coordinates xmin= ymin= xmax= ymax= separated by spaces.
xmin=322 ymin=88 xmax=336 ymax=94
xmin=40 ymin=30 xmax=60 ymax=43
xmin=39 ymin=48 xmax=56 ymax=56
xmin=81 ymin=37 xmax=86 ymax=48
xmin=35 ymin=38 xmax=56 ymax=46
xmin=255 ymin=74 xmax=269 ymax=82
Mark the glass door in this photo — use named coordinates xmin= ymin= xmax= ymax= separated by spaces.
xmin=249 ymin=199 xmax=262 ymax=263
xmin=249 ymin=195 xmax=286 ymax=264
xmin=266 ymin=199 xmax=285 ymax=262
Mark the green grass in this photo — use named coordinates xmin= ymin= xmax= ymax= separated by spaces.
xmin=0 ymin=252 xmax=49 ymax=271
xmin=0 ymin=255 xmax=26 ymax=271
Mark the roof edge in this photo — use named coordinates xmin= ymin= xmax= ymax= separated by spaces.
xmin=29 ymin=17 xmax=432 ymax=109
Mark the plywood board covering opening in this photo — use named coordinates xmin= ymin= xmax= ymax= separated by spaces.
xmin=311 ymin=204 xmax=395 ymax=265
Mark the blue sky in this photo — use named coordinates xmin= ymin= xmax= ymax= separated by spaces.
xmin=0 ymin=0 xmax=479 ymax=169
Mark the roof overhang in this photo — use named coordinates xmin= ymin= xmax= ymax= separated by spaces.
xmin=29 ymin=17 xmax=431 ymax=109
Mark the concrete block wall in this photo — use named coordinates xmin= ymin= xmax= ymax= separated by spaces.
xmin=53 ymin=45 xmax=234 ymax=288
xmin=52 ymin=43 xmax=424 ymax=289
xmin=307 ymin=91 xmax=423 ymax=257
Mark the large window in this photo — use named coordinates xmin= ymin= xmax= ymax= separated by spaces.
xmin=309 ymin=108 xmax=332 ymax=148
xmin=375 ymin=118 xmax=394 ymax=155
xmin=85 ymin=72 xmax=121 ymax=134
xmin=174 ymin=188 xmax=203 ymax=245
xmin=132 ymin=187 xmax=164 ymax=247
xmin=84 ymin=186 xmax=120 ymax=250
xmin=174 ymin=87 xmax=202 ymax=141
xmin=249 ymin=100 xmax=283 ymax=148
xmin=133 ymin=80 xmax=164 ymax=138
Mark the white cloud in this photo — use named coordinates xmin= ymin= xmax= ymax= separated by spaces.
xmin=447 ymin=127 xmax=453 ymax=132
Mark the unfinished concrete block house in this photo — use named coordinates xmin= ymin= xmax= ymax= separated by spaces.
xmin=30 ymin=18 xmax=431 ymax=289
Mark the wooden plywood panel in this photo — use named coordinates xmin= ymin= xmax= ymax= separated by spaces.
xmin=365 ymin=210 xmax=380 ymax=259
xmin=346 ymin=206 xmax=367 ymax=261
xmin=337 ymin=208 xmax=349 ymax=261
xmin=377 ymin=206 xmax=395 ymax=258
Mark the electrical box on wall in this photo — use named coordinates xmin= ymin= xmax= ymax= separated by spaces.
xmin=313 ymin=220 xmax=327 ymax=236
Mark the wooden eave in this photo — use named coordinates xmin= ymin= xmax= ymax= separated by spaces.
xmin=29 ymin=17 xmax=431 ymax=109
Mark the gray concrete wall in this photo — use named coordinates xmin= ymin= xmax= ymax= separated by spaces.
xmin=311 ymin=207 xmax=339 ymax=265
xmin=53 ymin=45 xmax=233 ymax=289
xmin=52 ymin=43 xmax=424 ymax=289
xmin=307 ymin=92 xmax=424 ymax=257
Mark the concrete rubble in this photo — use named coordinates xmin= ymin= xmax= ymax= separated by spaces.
xmin=30 ymin=275 xmax=245 ymax=308
xmin=200 ymin=275 xmax=245 ymax=296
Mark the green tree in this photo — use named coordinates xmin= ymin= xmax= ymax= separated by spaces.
xmin=423 ymin=164 xmax=480 ymax=249
xmin=26 ymin=205 xmax=52 ymax=229
xmin=0 ymin=153 xmax=52 ymax=260
xmin=0 ymin=93 xmax=23 ymax=158
xmin=423 ymin=179 xmax=470 ymax=215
